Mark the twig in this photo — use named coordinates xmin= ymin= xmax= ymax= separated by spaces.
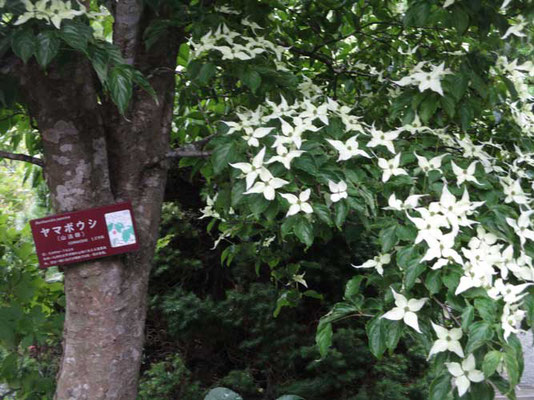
xmin=167 ymin=147 xmax=211 ymax=158
xmin=432 ymin=296 xmax=462 ymax=327
xmin=0 ymin=150 xmax=44 ymax=167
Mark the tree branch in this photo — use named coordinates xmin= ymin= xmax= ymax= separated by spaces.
xmin=0 ymin=150 xmax=44 ymax=167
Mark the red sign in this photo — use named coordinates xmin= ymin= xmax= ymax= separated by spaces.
xmin=30 ymin=202 xmax=140 ymax=268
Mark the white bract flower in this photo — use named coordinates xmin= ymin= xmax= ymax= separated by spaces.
xmin=378 ymin=153 xmax=408 ymax=183
xmin=445 ymin=354 xmax=484 ymax=397
xmin=428 ymin=322 xmax=464 ymax=358
xmin=381 ymin=289 xmax=428 ymax=333
xmin=352 ymin=253 xmax=391 ymax=276
xmin=502 ymin=16 xmax=527 ymax=40
xmin=487 ymin=278 xmax=531 ymax=304
xmin=414 ymin=152 xmax=447 ymax=174
xmin=199 ymin=194 xmax=221 ymax=220
xmin=502 ymin=178 xmax=529 ymax=205
xmin=384 ymin=193 xmax=425 ymax=211
xmin=328 ymin=180 xmax=348 ymax=203
xmin=327 ymin=136 xmax=370 ymax=161
xmin=408 ymin=207 xmax=448 ymax=245
xmin=451 ymin=160 xmax=481 ymax=186
xmin=230 ymin=147 xmax=270 ymax=189
xmin=266 ymin=146 xmax=304 ymax=169
xmin=501 ymin=303 xmax=526 ymax=340
xmin=280 ymin=189 xmax=313 ymax=217
xmin=241 ymin=127 xmax=274 ymax=147
xmin=15 ymin=0 xmax=86 ymax=28
xmin=396 ymin=63 xmax=452 ymax=96
xmin=367 ymin=127 xmax=399 ymax=154
xmin=423 ymin=232 xmax=463 ymax=270
xmin=244 ymin=170 xmax=288 ymax=201
xmin=506 ymin=211 xmax=534 ymax=246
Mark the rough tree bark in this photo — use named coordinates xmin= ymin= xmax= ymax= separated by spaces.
xmin=13 ymin=2 xmax=182 ymax=399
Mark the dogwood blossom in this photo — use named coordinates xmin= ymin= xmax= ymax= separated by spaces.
xmin=327 ymin=136 xmax=370 ymax=161
xmin=445 ymin=354 xmax=484 ymax=397
xmin=381 ymin=289 xmax=427 ymax=333
xmin=352 ymin=253 xmax=391 ymax=276
xmin=328 ymin=180 xmax=348 ymax=203
xmin=384 ymin=194 xmax=425 ymax=211
xmin=378 ymin=154 xmax=408 ymax=183
xmin=428 ymin=322 xmax=464 ymax=358
xmin=367 ymin=127 xmax=399 ymax=154
xmin=451 ymin=161 xmax=481 ymax=186
xmin=506 ymin=211 xmax=534 ymax=246
xmin=280 ymin=189 xmax=313 ymax=216
xmin=230 ymin=147 xmax=270 ymax=189
xmin=244 ymin=170 xmax=288 ymax=200
xmin=414 ymin=152 xmax=447 ymax=174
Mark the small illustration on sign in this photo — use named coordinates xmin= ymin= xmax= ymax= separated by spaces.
xmin=105 ymin=210 xmax=136 ymax=248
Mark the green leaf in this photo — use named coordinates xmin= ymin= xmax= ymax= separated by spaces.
xmin=474 ymin=298 xmax=496 ymax=322
xmin=197 ymin=63 xmax=216 ymax=85
xmin=60 ymin=20 xmax=93 ymax=52
xmin=11 ymin=29 xmax=35 ymax=64
xmin=131 ymin=69 xmax=157 ymax=102
xmin=459 ymin=101 xmax=474 ymax=131
xmin=404 ymin=262 xmax=425 ymax=290
xmin=366 ymin=317 xmax=386 ymax=359
xmin=440 ymin=95 xmax=456 ymax=118
xmin=384 ymin=320 xmax=402 ymax=351
xmin=482 ymin=350 xmax=502 ymax=378
xmin=424 ymin=270 xmax=442 ymax=294
xmin=429 ymin=372 xmax=451 ymax=400
xmin=316 ymin=321 xmax=333 ymax=358
xmin=204 ymin=388 xmax=243 ymax=400
xmin=419 ymin=95 xmax=439 ymax=124
xmin=461 ymin=305 xmax=474 ymax=331
xmin=242 ymin=69 xmax=262 ymax=93
xmin=344 ymin=275 xmax=364 ymax=301
xmin=211 ymin=142 xmax=237 ymax=174
xmin=465 ymin=321 xmax=493 ymax=354
xmin=294 ymin=217 xmax=314 ymax=247
xmin=108 ymin=66 xmax=133 ymax=114
xmin=452 ymin=6 xmax=469 ymax=34
xmin=379 ymin=225 xmax=397 ymax=253
xmin=503 ymin=350 xmax=520 ymax=386
xmin=313 ymin=203 xmax=333 ymax=227
xmin=35 ymin=31 xmax=60 ymax=68
xmin=448 ymin=74 xmax=468 ymax=101
xmin=334 ymin=201 xmax=349 ymax=228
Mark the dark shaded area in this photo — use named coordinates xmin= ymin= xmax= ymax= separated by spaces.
xmin=140 ymin=202 xmax=429 ymax=400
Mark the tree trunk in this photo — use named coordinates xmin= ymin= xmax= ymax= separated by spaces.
xmin=14 ymin=4 xmax=180 ymax=394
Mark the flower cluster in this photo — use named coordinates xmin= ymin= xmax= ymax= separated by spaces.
xmin=14 ymin=0 xmax=85 ymax=29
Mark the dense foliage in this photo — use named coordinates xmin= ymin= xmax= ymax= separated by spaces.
xmin=0 ymin=0 xmax=533 ymax=399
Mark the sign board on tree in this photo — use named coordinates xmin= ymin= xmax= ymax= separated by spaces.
xmin=30 ymin=202 xmax=140 ymax=268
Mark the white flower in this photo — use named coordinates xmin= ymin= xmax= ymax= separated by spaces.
xmin=199 ymin=194 xmax=221 ymax=220
xmin=280 ymin=189 xmax=313 ymax=217
xmin=414 ymin=152 xmax=447 ymax=174
xmin=266 ymin=146 xmax=304 ymax=169
xmin=230 ymin=147 xmax=270 ymax=189
xmin=352 ymin=253 xmax=391 ymax=276
xmin=407 ymin=207 xmax=448 ymax=245
xmin=502 ymin=16 xmax=527 ymax=40
xmin=367 ymin=127 xmax=399 ymax=154
xmin=501 ymin=303 xmax=526 ymax=340
xmin=443 ymin=0 xmax=455 ymax=8
xmin=422 ymin=232 xmax=463 ymax=270
xmin=428 ymin=322 xmax=464 ymax=359
xmin=378 ymin=153 xmax=408 ymax=183
xmin=445 ymin=354 xmax=484 ymax=397
xmin=241 ymin=127 xmax=273 ymax=147
xmin=381 ymin=289 xmax=428 ymax=333
xmin=502 ymin=178 xmax=529 ymax=205
xmin=244 ymin=170 xmax=288 ymax=201
xmin=451 ymin=160 xmax=481 ymax=186
xmin=506 ymin=211 xmax=534 ymax=246
xmin=384 ymin=194 xmax=425 ymax=211
xmin=327 ymin=136 xmax=370 ymax=161
xmin=402 ymin=63 xmax=452 ymax=96
xmin=328 ymin=180 xmax=348 ymax=203
xmin=487 ymin=278 xmax=531 ymax=304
